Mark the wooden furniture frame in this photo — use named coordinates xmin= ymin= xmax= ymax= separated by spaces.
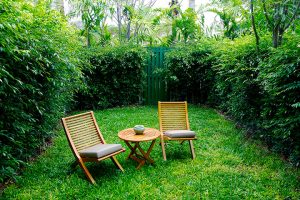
xmin=158 ymin=101 xmax=196 ymax=160
xmin=61 ymin=111 xmax=125 ymax=184
xmin=118 ymin=128 xmax=160 ymax=169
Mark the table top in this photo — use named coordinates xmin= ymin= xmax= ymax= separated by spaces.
xmin=118 ymin=128 xmax=161 ymax=142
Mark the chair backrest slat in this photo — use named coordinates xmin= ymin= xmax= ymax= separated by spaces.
xmin=158 ymin=101 xmax=190 ymax=132
xmin=62 ymin=111 xmax=103 ymax=152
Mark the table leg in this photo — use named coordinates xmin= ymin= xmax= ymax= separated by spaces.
xmin=137 ymin=140 xmax=156 ymax=164
xmin=125 ymin=141 xmax=138 ymax=160
xmin=124 ymin=140 xmax=157 ymax=169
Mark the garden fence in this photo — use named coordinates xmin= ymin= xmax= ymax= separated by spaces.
xmin=144 ymin=47 xmax=169 ymax=105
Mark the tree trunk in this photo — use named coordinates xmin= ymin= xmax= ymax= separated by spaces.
xmin=278 ymin=27 xmax=285 ymax=46
xmin=87 ymin=28 xmax=91 ymax=48
xmin=126 ymin=21 xmax=131 ymax=41
xmin=272 ymin=28 xmax=279 ymax=48
xmin=272 ymin=3 xmax=280 ymax=48
xmin=250 ymin=0 xmax=260 ymax=52
xmin=116 ymin=3 xmax=122 ymax=42
xmin=263 ymin=0 xmax=300 ymax=48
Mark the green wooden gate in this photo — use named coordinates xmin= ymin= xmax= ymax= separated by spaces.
xmin=144 ymin=47 xmax=169 ymax=105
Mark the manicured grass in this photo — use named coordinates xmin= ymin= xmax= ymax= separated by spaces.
xmin=2 ymin=106 xmax=299 ymax=199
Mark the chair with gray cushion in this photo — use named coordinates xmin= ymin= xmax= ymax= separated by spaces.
xmin=61 ymin=111 xmax=125 ymax=184
xmin=158 ymin=101 xmax=196 ymax=160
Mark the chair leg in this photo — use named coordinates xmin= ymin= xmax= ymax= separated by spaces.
xmin=78 ymin=159 xmax=95 ymax=184
xmin=189 ymin=140 xmax=196 ymax=160
xmin=111 ymin=156 xmax=124 ymax=172
xmin=160 ymin=134 xmax=167 ymax=161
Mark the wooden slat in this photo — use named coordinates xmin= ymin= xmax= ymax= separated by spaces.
xmin=161 ymin=118 xmax=186 ymax=124
xmin=75 ymin=139 xmax=99 ymax=147
xmin=67 ymin=118 xmax=92 ymax=127
xmin=158 ymin=101 xmax=189 ymax=132
xmin=72 ymin=133 xmax=100 ymax=143
xmin=71 ymin=129 xmax=98 ymax=138
xmin=161 ymin=112 xmax=185 ymax=114
xmin=74 ymin=137 xmax=99 ymax=145
xmin=161 ymin=111 xmax=185 ymax=112
xmin=66 ymin=115 xmax=92 ymax=123
xmin=76 ymin=142 xmax=100 ymax=151
xmin=161 ymin=118 xmax=186 ymax=120
xmin=67 ymin=122 xmax=96 ymax=131
xmin=68 ymin=125 xmax=97 ymax=134
xmin=68 ymin=123 xmax=96 ymax=131
xmin=67 ymin=118 xmax=92 ymax=126
xmin=66 ymin=115 xmax=91 ymax=121
xmin=63 ymin=112 xmax=92 ymax=120
xmin=73 ymin=134 xmax=99 ymax=143
xmin=162 ymin=124 xmax=186 ymax=127
xmin=161 ymin=119 xmax=187 ymax=122
xmin=63 ymin=111 xmax=103 ymax=151
xmin=71 ymin=130 xmax=99 ymax=139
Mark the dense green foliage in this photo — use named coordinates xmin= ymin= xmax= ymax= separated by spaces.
xmin=164 ymin=35 xmax=300 ymax=165
xmin=212 ymin=36 xmax=266 ymax=124
xmin=164 ymin=42 xmax=214 ymax=104
xmin=75 ymin=45 xmax=148 ymax=109
xmin=0 ymin=0 xmax=83 ymax=182
xmin=3 ymin=106 xmax=299 ymax=199
xmin=212 ymin=35 xmax=300 ymax=165
xmin=258 ymin=36 xmax=300 ymax=163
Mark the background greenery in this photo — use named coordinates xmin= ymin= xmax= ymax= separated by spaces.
xmin=164 ymin=34 xmax=300 ymax=166
xmin=164 ymin=41 xmax=214 ymax=104
xmin=0 ymin=0 xmax=83 ymax=182
xmin=74 ymin=45 xmax=148 ymax=109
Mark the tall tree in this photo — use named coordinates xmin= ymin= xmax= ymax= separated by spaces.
xmin=68 ymin=0 xmax=109 ymax=47
xmin=109 ymin=0 xmax=157 ymax=43
xmin=209 ymin=0 xmax=250 ymax=39
xmin=261 ymin=0 xmax=300 ymax=47
xmin=250 ymin=0 xmax=260 ymax=51
xmin=172 ymin=8 xmax=201 ymax=43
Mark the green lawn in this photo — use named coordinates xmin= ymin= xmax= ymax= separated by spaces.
xmin=2 ymin=106 xmax=299 ymax=199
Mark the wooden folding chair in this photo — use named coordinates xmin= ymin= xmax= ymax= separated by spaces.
xmin=61 ymin=111 xmax=125 ymax=184
xmin=158 ymin=101 xmax=196 ymax=160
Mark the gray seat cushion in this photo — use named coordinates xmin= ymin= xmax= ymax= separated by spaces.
xmin=79 ymin=144 xmax=123 ymax=158
xmin=164 ymin=130 xmax=196 ymax=138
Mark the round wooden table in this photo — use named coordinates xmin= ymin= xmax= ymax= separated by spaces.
xmin=118 ymin=128 xmax=161 ymax=169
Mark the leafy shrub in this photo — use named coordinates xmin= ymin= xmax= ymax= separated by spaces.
xmin=258 ymin=35 xmax=300 ymax=165
xmin=163 ymin=35 xmax=299 ymax=165
xmin=211 ymin=35 xmax=299 ymax=165
xmin=164 ymin=41 xmax=215 ymax=104
xmin=75 ymin=45 xmax=148 ymax=109
xmin=211 ymin=36 xmax=267 ymax=124
xmin=0 ymin=0 xmax=83 ymax=182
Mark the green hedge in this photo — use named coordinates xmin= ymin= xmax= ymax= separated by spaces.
xmin=212 ymin=36 xmax=267 ymax=125
xmin=212 ymin=36 xmax=300 ymax=165
xmin=164 ymin=42 xmax=215 ymax=104
xmin=0 ymin=0 xmax=83 ymax=182
xmin=164 ymin=36 xmax=299 ymax=166
xmin=75 ymin=45 xmax=148 ymax=109
xmin=258 ymin=36 xmax=300 ymax=164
